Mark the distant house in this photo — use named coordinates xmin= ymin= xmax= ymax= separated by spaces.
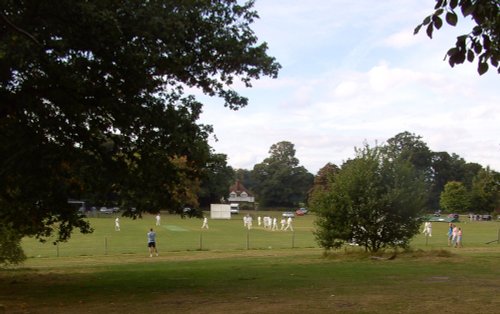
xmin=228 ymin=180 xmax=255 ymax=203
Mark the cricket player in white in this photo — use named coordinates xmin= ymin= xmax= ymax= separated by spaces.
xmin=201 ymin=217 xmax=209 ymax=229
xmin=272 ymin=217 xmax=278 ymax=231
xmin=422 ymin=221 xmax=432 ymax=237
xmin=115 ymin=217 xmax=120 ymax=231
xmin=284 ymin=217 xmax=293 ymax=231
xmin=155 ymin=213 xmax=161 ymax=226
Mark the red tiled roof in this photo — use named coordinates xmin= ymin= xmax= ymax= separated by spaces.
xmin=229 ymin=180 xmax=252 ymax=196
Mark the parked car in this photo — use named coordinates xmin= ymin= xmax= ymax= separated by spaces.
xmin=230 ymin=203 xmax=239 ymax=214
xmin=182 ymin=207 xmax=201 ymax=217
xmin=183 ymin=207 xmax=194 ymax=214
xmin=295 ymin=208 xmax=308 ymax=216
xmin=481 ymin=214 xmax=492 ymax=221
xmin=99 ymin=206 xmax=120 ymax=214
xmin=282 ymin=211 xmax=295 ymax=218
xmin=99 ymin=207 xmax=113 ymax=214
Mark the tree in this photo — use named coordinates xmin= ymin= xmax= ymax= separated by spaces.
xmin=384 ymin=131 xmax=433 ymax=175
xmin=440 ymin=181 xmax=471 ymax=213
xmin=234 ymin=168 xmax=256 ymax=193
xmin=312 ymin=144 xmax=426 ymax=253
xmin=307 ymin=162 xmax=339 ymax=208
xmin=428 ymin=152 xmax=482 ymax=210
xmin=0 ymin=0 xmax=280 ymax=250
xmin=252 ymin=141 xmax=313 ymax=207
xmin=198 ymin=153 xmax=235 ymax=208
xmin=415 ymin=0 xmax=500 ymax=75
xmin=383 ymin=131 xmax=434 ymax=210
xmin=311 ymin=163 xmax=340 ymax=192
xmin=469 ymin=167 xmax=500 ymax=213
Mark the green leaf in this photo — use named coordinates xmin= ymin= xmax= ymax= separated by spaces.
xmin=483 ymin=35 xmax=491 ymax=50
xmin=456 ymin=35 xmax=467 ymax=46
xmin=450 ymin=0 xmax=458 ymax=9
xmin=423 ymin=16 xmax=431 ymax=25
xmin=414 ymin=24 xmax=422 ymax=35
xmin=478 ymin=62 xmax=488 ymax=75
xmin=461 ymin=0 xmax=474 ymax=17
xmin=467 ymin=50 xmax=475 ymax=62
xmin=434 ymin=16 xmax=443 ymax=30
xmin=426 ymin=23 xmax=434 ymax=38
xmin=447 ymin=47 xmax=459 ymax=57
xmin=474 ymin=42 xmax=482 ymax=54
xmin=449 ymin=55 xmax=457 ymax=67
xmin=445 ymin=12 xmax=458 ymax=26
xmin=472 ymin=26 xmax=482 ymax=36
xmin=434 ymin=0 xmax=444 ymax=10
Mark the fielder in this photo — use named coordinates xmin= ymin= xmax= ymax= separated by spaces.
xmin=422 ymin=221 xmax=432 ymax=237
xmin=147 ymin=228 xmax=159 ymax=257
xmin=246 ymin=215 xmax=253 ymax=230
xmin=280 ymin=218 xmax=286 ymax=230
xmin=201 ymin=217 xmax=209 ymax=229
xmin=272 ymin=217 xmax=278 ymax=231
xmin=284 ymin=217 xmax=293 ymax=231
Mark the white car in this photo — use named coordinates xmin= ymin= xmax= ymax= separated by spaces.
xmin=282 ymin=211 xmax=295 ymax=218
xmin=230 ymin=204 xmax=239 ymax=214
xmin=99 ymin=206 xmax=119 ymax=214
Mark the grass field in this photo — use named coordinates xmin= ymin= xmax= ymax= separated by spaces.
xmin=1 ymin=212 xmax=500 ymax=313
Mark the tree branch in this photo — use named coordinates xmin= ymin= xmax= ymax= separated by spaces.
xmin=0 ymin=13 xmax=42 ymax=47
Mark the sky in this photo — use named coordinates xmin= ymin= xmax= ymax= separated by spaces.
xmin=197 ymin=0 xmax=499 ymax=175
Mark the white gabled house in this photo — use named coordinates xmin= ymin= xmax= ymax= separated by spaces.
xmin=228 ymin=180 xmax=254 ymax=203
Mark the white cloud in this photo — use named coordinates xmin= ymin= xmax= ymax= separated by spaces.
xmin=383 ymin=28 xmax=424 ymax=48
xmin=199 ymin=0 xmax=500 ymax=174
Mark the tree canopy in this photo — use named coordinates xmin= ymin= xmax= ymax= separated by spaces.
xmin=252 ymin=141 xmax=313 ymax=207
xmin=440 ymin=181 xmax=471 ymax=213
xmin=0 ymin=0 xmax=280 ymax=250
xmin=469 ymin=167 xmax=500 ymax=213
xmin=415 ymin=0 xmax=500 ymax=75
xmin=312 ymin=144 xmax=427 ymax=253
xmin=198 ymin=153 xmax=235 ymax=208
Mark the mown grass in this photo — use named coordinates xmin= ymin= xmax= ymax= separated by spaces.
xmin=21 ymin=211 xmax=319 ymax=258
xmin=20 ymin=212 xmax=500 ymax=258
xmin=1 ymin=213 xmax=499 ymax=313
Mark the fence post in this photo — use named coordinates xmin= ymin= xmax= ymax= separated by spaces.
xmin=246 ymin=229 xmax=250 ymax=250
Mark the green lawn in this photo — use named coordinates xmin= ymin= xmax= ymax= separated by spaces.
xmin=20 ymin=212 xmax=500 ymax=258
xmin=1 ymin=213 xmax=499 ymax=313
xmin=21 ymin=211 xmax=320 ymax=258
